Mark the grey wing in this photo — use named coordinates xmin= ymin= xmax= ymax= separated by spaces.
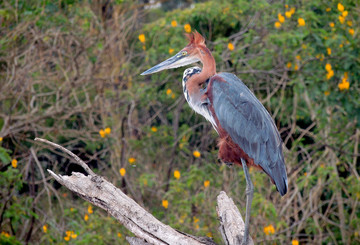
xmin=211 ymin=73 xmax=288 ymax=196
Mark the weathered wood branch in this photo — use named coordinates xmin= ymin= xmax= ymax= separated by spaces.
xmin=35 ymin=138 xmax=253 ymax=245
xmin=217 ymin=193 xmax=254 ymax=245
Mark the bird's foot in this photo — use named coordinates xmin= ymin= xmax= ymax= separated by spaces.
xmin=241 ymin=237 xmax=248 ymax=245
xmin=240 ymin=223 xmax=250 ymax=245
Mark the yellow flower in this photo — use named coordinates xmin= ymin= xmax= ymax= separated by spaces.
xmin=327 ymin=48 xmax=331 ymax=55
xmin=43 ymin=225 xmax=48 ymax=233
xmin=120 ymin=168 xmax=126 ymax=176
xmin=292 ymin=240 xmax=299 ymax=245
xmin=1 ymin=231 xmax=10 ymax=237
xmin=296 ymin=55 xmax=301 ymax=60
xmin=204 ymin=180 xmax=210 ymax=188
xmin=117 ymin=232 xmax=122 ymax=237
xmin=227 ymin=42 xmax=234 ymax=51
xmin=138 ymin=34 xmax=145 ymax=43
xmin=151 ymin=126 xmax=157 ymax=132
xmin=64 ymin=231 xmax=76 ymax=240
xmin=298 ymin=18 xmax=305 ymax=26
xmin=342 ymin=10 xmax=348 ymax=17
xmin=329 ymin=22 xmax=335 ymax=27
xmin=171 ymin=93 xmax=175 ymax=99
xmin=193 ymin=216 xmax=200 ymax=224
xmin=285 ymin=11 xmax=292 ymax=18
xmin=169 ymin=48 xmax=174 ymax=54
xmin=184 ymin=24 xmax=191 ymax=33
xmin=84 ymin=213 xmax=89 ymax=221
xmin=339 ymin=43 xmax=343 ymax=48
xmin=128 ymin=157 xmax=136 ymax=164
xmin=263 ymin=225 xmax=275 ymax=235
xmin=171 ymin=20 xmax=177 ymax=27
xmin=166 ymin=89 xmax=172 ymax=95
xmin=337 ymin=3 xmax=344 ymax=12
xmin=294 ymin=64 xmax=299 ymax=71
xmin=162 ymin=200 xmax=168 ymax=209
xmin=278 ymin=13 xmax=285 ymax=23
xmin=325 ymin=63 xmax=332 ymax=72
xmin=285 ymin=4 xmax=288 ymax=9
xmin=11 ymin=159 xmax=17 ymax=168
xmin=302 ymin=44 xmax=307 ymax=49
xmin=274 ymin=21 xmax=281 ymax=28
xmin=326 ymin=70 xmax=334 ymax=80
xmin=193 ymin=150 xmax=201 ymax=158
xmin=142 ymin=45 xmax=146 ymax=51
xmin=347 ymin=20 xmax=352 ymax=26
xmin=290 ymin=7 xmax=296 ymax=14
xmin=349 ymin=28 xmax=354 ymax=35
xmin=338 ymin=77 xmax=350 ymax=91
xmin=304 ymin=172 xmax=307 ymax=176
xmin=0 ymin=137 xmax=2 ymax=142
xmin=88 ymin=205 xmax=93 ymax=214
xmin=324 ymin=91 xmax=330 ymax=96
xmin=206 ymin=232 xmax=213 ymax=237
xmin=174 ymin=170 xmax=180 ymax=179
xmin=326 ymin=8 xmax=331 ymax=12
xmin=104 ymin=127 xmax=111 ymax=135
xmin=286 ymin=62 xmax=292 ymax=68
xmin=99 ymin=129 xmax=106 ymax=138
xmin=339 ymin=15 xmax=345 ymax=24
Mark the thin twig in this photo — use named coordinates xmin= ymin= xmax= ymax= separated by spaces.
xmin=34 ymin=138 xmax=95 ymax=176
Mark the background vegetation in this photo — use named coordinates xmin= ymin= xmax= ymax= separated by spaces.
xmin=0 ymin=0 xmax=359 ymax=244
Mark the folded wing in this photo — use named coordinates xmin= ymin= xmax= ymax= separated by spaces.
xmin=211 ymin=73 xmax=288 ymax=196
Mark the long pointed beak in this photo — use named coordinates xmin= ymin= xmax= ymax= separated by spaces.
xmin=141 ymin=51 xmax=199 ymax=75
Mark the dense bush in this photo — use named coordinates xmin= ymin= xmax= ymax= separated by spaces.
xmin=0 ymin=0 xmax=359 ymax=244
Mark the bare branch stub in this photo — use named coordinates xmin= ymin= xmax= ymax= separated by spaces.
xmin=216 ymin=191 xmax=254 ymax=245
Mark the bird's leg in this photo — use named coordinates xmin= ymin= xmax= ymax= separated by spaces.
xmin=241 ymin=158 xmax=254 ymax=245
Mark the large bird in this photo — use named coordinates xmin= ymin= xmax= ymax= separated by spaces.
xmin=141 ymin=31 xmax=288 ymax=244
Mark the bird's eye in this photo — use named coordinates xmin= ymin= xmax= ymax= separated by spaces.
xmin=182 ymin=51 xmax=187 ymax=56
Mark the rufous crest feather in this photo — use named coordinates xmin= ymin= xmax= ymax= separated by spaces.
xmin=185 ymin=30 xmax=206 ymax=46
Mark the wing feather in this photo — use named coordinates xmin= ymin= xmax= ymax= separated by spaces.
xmin=211 ymin=73 xmax=288 ymax=195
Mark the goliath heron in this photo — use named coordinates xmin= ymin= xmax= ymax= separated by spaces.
xmin=141 ymin=31 xmax=288 ymax=244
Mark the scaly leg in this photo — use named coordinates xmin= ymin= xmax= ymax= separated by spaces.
xmin=241 ymin=158 xmax=254 ymax=245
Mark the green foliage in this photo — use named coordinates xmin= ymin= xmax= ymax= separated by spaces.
xmin=0 ymin=147 xmax=11 ymax=164
xmin=0 ymin=0 xmax=359 ymax=244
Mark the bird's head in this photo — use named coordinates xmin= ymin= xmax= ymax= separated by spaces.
xmin=141 ymin=31 xmax=209 ymax=75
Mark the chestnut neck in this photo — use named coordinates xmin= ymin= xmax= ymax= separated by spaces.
xmin=188 ymin=46 xmax=216 ymax=88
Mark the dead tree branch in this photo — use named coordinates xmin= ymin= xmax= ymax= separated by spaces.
xmin=35 ymin=138 xmax=252 ymax=245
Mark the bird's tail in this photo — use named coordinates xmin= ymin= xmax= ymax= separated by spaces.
xmin=272 ymin=159 xmax=288 ymax=196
